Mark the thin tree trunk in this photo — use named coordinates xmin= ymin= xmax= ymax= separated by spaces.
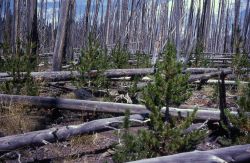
xmin=233 ymin=0 xmax=241 ymax=53
xmin=30 ymin=0 xmax=39 ymax=56
xmin=51 ymin=0 xmax=56 ymax=49
xmin=175 ymin=0 xmax=181 ymax=60
xmin=14 ymin=0 xmax=20 ymax=53
xmin=83 ymin=0 xmax=91 ymax=47
xmin=52 ymin=0 xmax=71 ymax=71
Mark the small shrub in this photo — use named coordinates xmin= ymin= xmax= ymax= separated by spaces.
xmin=135 ymin=52 xmax=151 ymax=68
xmin=192 ymin=44 xmax=211 ymax=67
xmin=232 ymin=52 xmax=249 ymax=80
xmin=109 ymin=44 xmax=130 ymax=69
xmin=219 ymin=82 xmax=250 ymax=145
xmin=238 ymin=83 xmax=250 ymax=112
xmin=113 ymin=110 xmax=206 ymax=162
xmin=113 ymin=43 xmax=205 ymax=162
xmin=72 ymin=38 xmax=110 ymax=91
xmin=0 ymin=41 xmax=38 ymax=96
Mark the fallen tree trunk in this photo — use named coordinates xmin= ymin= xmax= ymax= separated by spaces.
xmin=227 ymin=74 xmax=250 ymax=80
xmin=188 ymin=70 xmax=232 ymax=82
xmin=194 ymin=79 xmax=249 ymax=85
xmin=122 ymin=70 xmax=233 ymax=90
xmin=128 ymin=144 xmax=250 ymax=163
xmin=0 ymin=68 xmax=237 ymax=82
xmin=0 ymin=114 xmax=144 ymax=152
xmin=184 ymin=68 xmax=231 ymax=74
xmin=0 ymin=68 xmax=155 ymax=82
xmin=0 ymin=94 xmax=246 ymax=121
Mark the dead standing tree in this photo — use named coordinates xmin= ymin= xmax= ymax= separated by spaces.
xmin=52 ymin=0 xmax=75 ymax=71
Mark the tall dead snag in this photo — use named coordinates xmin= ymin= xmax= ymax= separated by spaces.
xmin=65 ymin=0 xmax=76 ymax=62
xmin=175 ymin=0 xmax=181 ymax=60
xmin=0 ymin=0 xmax=2 ymax=42
xmin=183 ymin=0 xmax=195 ymax=64
xmin=219 ymin=71 xmax=239 ymax=141
xmin=197 ymin=0 xmax=211 ymax=51
xmin=0 ymin=0 xmax=2 ymax=19
xmin=3 ymin=0 xmax=12 ymax=46
xmin=51 ymin=0 xmax=56 ymax=49
xmin=52 ymin=0 xmax=72 ymax=71
xmin=243 ymin=0 xmax=250 ymax=50
xmin=83 ymin=0 xmax=91 ymax=47
xmin=29 ymin=0 xmax=39 ymax=57
xmin=113 ymin=0 xmax=121 ymax=43
xmin=224 ymin=2 xmax=230 ymax=53
xmin=92 ymin=0 xmax=100 ymax=38
xmin=215 ymin=0 xmax=225 ymax=53
xmin=219 ymin=71 xmax=227 ymax=121
xmin=232 ymin=0 xmax=241 ymax=53
xmin=104 ymin=0 xmax=111 ymax=45
xmin=14 ymin=0 xmax=20 ymax=53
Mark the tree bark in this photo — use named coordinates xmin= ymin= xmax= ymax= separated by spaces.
xmin=29 ymin=0 xmax=39 ymax=57
xmin=0 ymin=114 xmax=144 ymax=152
xmin=0 ymin=94 xmax=246 ymax=121
xmin=0 ymin=68 xmax=235 ymax=82
xmin=188 ymin=70 xmax=232 ymax=83
xmin=14 ymin=0 xmax=20 ymax=53
xmin=233 ymin=0 xmax=241 ymax=53
xmin=52 ymin=0 xmax=71 ymax=71
xmin=0 ymin=68 xmax=155 ymax=82
xmin=128 ymin=144 xmax=250 ymax=163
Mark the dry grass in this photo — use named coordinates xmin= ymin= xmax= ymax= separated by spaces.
xmin=203 ymin=85 xmax=215 ymax=97
xmin=60 ymin=92 xmax=77 ymax=99
xmin=236 ymin=82 xmax=248 ymax=96
xmin=0 ymin=103 xmax=42 ymax=136
xmin=70 ymin=134 xmax=97 ymax=146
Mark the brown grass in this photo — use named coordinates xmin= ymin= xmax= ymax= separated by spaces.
xmin=0 ymin=103 xmax=42 ymax=136
xmin=60 ymin=92 xmax=77 ymax=99
xmin=70 ymin=134 xmax=97 ymax=146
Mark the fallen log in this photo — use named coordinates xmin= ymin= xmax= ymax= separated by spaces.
xmin=0 ymin=68 xmax=154 ymax=81
xmin=0 ymin=94 xmax=149 ymax=114
xmin=0 ymin=68 xmax=155 ymax=82
xmin=0 ymin=114 xmax=144 ymax=152
xmin=0 ymin=71 xmax=78 ymax=82
xmin=0 ymin=68 xmax=237 ymax=82
xmin=121 ymin=70 xmax=233 ymax=90
xmin=128 ymin=144 xmax=250 ymax=163
xmin=184 ymin=68 xmax=231 ymax=74
xmin=179 ymin=104 xmax=219 ymax=111
xmin=227 ymin=74 xmax=250 ymax=80
xmin=104 ymin=68 xmax=155 ymax=78
xmin=0 ymin=94 xmax=246 ymax=121
xmin=188 ymin=70 xmax=232 ymax=83
xmin=194 ymin=79 xmax=249 ymax=85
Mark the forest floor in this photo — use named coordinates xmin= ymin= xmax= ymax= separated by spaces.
xmin=0 ymin=83 xmax=241 ymax=162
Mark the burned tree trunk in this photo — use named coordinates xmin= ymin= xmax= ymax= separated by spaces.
xmin=14 ymin=0 xmax=20 ymax=53
xmin=219 ymin=71 xmax=240 ymax=141
xmin=128 ymin=144 xmax=250 ymax=163
xmin=0 ymin=94 xmax=246 ymax=121
xmin=0 ymin=114 xmax=144 ymax=152
xmin=232 ymin=0 xmax=241 ymax=53
xmin=0 ymin=68 xmax=156 ymax=82
xmin=29 ymin=0 xmax=39 ymax=63
xmin=52 ymin=0 xmax=72 ymax=71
